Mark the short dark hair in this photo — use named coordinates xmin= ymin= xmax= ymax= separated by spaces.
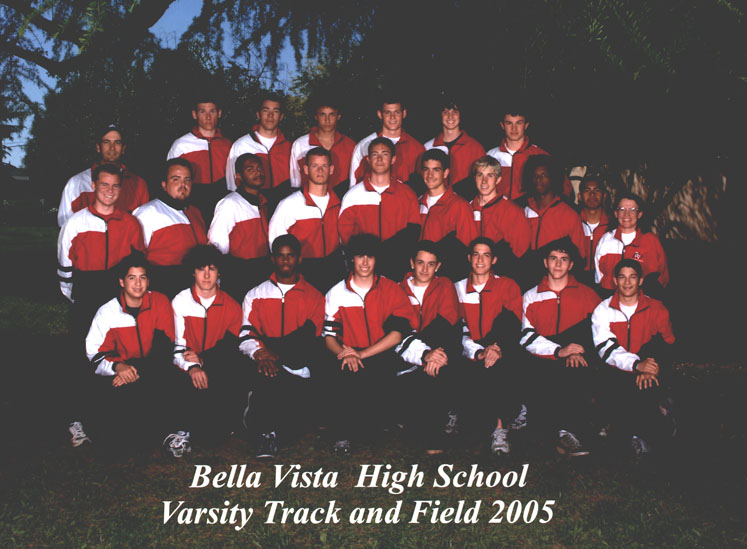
xmin=193 ymin=94 xmax=221 ymax=111
xmin=614 ymin=192 xmax=644 ymax=212
xmin=315 ymin=98 xmax=340 ymax=112
xmin=500 ymin=106 xmax=529 ymax=123
xmin=271 ymin=234 xmax=302 ymax=256
xmin=579 ymin=175 xmax=606 ymax=194
xmin=256 ymin=92 xmax=284 ymax=113
xmin=182 ymin=244 xmax=223 ymax=274
xmin=305 ymin=146 xmax=332 ymax=164
xmin=235 ymin=153 xmax=261 ymax=174
xmin=368 ymin=137 xmax=395 ymax=156
xmin=347 ymin=233 xmax=381 ymax=259
xmin=468 ymin=236 xmax=495 ymax=255
xmin=411 ymin=240 xmax=440 ymax=262
xmin=165 ymin=157 xmax=193 ymax=180
xmin=541 ymin=237 xmax=579 ymax=265
xmin=421 ymin=148 xmax=449 ymax=171
xmin=438 ymin=94 xmax=460 ymax=113
xmin=116 ymin=251 xmax=150 ymax=280
xmin=614 ymin=258 xmax=643 ymax=279
xmin=522 ymin=155 xmax=564 ymax=197
xmin=379 ymin=95 xmax=406 ymax=111
xmin=92 ymin=163 xmax=122 ymax=182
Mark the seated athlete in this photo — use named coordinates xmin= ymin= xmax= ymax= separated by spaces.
xmin=323 ymin=233 xmax=424 ymax=455
xmin=84 ymin=252 xmax=182 ymax=457
xmin=171 ymin=244 xmax=247 ymax=450
xmin=594 ymin=193 xmax=669 ymax=300
xmin=591 ymin=259 xmax=676 ymax=455
xmin=239 ymin=234 xmax=325 ymax=460
xmin=519 ymin=238 xmax=602 ymax=456
xmin=456 ymin=237 xmax=524 ymax=456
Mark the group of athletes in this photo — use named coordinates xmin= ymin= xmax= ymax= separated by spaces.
xmin=56 ymin=92 xmax=676 ymax=460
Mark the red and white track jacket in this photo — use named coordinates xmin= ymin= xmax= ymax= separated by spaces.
xmin=57 ymin=206 xmax=145 ymax=301
xmin=472 ymin=195 xmax=531 ymax=258
xmin=172 ymin=286 xmax=243 ymax=370
xmin=289 ymin=129 xmax=355 ymax=189
xmin=424 ymin=131 xmax=486 ymax=185
xmin=167 ymin=127 xmax=232 ymax=185
xmin=524 ymin=197 xmax=588 ymax=259
xmin=580 ymin=209 xmax=610 ymax=272
xmin=594 ymin=228 xmax=670 ymax=289
xmin=338 ymin=176 xmax=421 ymax=245
xmin=349 ymin=131 xmax=425 ymax=188
xmin=419 ymin=189 xmax=477 ymax=246
xmin=268 ymin=188 xmax=341 ymax=259
xmin=486 ymin=138 xmax=551 ymax=200
xmin=239 ymin=274 xmax=325 ymax=359
xmin=225 ymin=126 xmax=291 ymax=191
xmin=399 ymin=274 xmax=460 ymax=332
xmin=520 ymin=276 xmax=601 ymax=358
xmin=133 ymin=198 xmax=207 ymax=266
xmin=208 ymin=190 xmax=269 ymax=260
xmin=323 ymin=274 xmax=425 ymax=364
xmin=86 ymin=291 xmax=175 ymax=376
xmin=455 ymin=273 xmax=523 ymax=359
xmin=592 ymin=292 xmax=675 ymax=372
xmin=58 ymin=164 xmax=149 ymax=227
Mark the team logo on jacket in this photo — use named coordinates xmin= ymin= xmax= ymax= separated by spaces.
xmin=632 ymin=251 xmax=642 ymax=261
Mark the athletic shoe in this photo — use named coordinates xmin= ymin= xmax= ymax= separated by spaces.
xmin=444 ymin=411 xmax=460 ymax=436
xmin=631 ymin=435 xmax=651 ymax=456
xmin=333 ymin=439 xmax=351 ymax=455
xmin=598 ymin=424 xmax=611 ymax=438
xmin=255 ymin=432 xmax=277 ymax=460
xmin=69 ymin=421 xmax=92 ymax=447
xmin=241 ymin=390 xmax=254 ymax=430
xmin=556 ymin=429 xmax=590 ymax=456
xmin=659 ymin=397 xmax=677 ymax=438
xmin=490 ymin=427 xmax=511 ymax=455
xmin=510 ymin=404 xmax=528 ymax=431
xmin=163 ymin=431 xmax=192 ymax=458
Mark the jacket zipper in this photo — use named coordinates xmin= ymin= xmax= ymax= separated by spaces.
xmin=104 ymin=219 xmax=110 ymax=270
xmin=207 ymin=139 xmax=214 ymax=183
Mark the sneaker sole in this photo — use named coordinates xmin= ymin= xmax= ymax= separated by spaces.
xmin=556 ymin=446 xmax=590 ymax=457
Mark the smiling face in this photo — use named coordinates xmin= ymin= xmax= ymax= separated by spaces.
xmin=614 ymin=266 xmax=642 ymax=300
xmin=162 ymin=164 xmax=193 ymax=200
xmin=92 ymin=171 xmax=121 ymax=210
xmin=119 ymin=266 xmax=148 ymax=305
xmin=377 ymin=102 xmax=406 ymax=134
xmin=615 ymin=198 xmax=642 ymax=233
xmin=352 ymin=253 xmax=376 ymax=279
xmin=96 ymin=130 xmax=125 ymax=163
xmin=441 ymin=107 xmax=461 ymax=132
xmin=410 ymin=250 xmax=441 ymax=286
xmin=475 ymin=165 xmax=500 ymax=199
xmin=422 ymin=159 xmax=449 ymax=195
xmin=469 ymin=243 xmax=496 ymax=277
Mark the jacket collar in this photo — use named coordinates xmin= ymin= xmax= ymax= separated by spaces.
xmin=302 ymin=186 xmax=340 ymax=208
xmin=499 ymin=136 xmax=532 ymax=154
xmin=119 ymin=290 xmax=153 ymax=314
xmin=191 ymin=126 xmax=224 ymax=141
xmin=536 ymin=275 xmax=580 ymax=294
xmin=609 ymin=291 xmax=651 ymax=314
xmin=466 ymin=272 xmax=498 ymax=293
xmin=363 ymin=175 xmax=396 ymax=193
xmin=308 ymin=128 xmax=345 ymax=148
xmin=189 ymin=286 xmax=226 ymax=307
xmin=251 ymin=125 xmax=287 ymax=146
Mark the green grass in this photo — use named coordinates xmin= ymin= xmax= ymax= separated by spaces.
xmin=0 ymin=225 xmax=58 ymax=254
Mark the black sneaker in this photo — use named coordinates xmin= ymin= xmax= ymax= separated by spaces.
xmin=256 ymin=432 xmax=277 ymax=460
xmin=332 ymin=439 xmax=351 ymax=455
xmin=556 ymin=429 xmax=590 ymax=456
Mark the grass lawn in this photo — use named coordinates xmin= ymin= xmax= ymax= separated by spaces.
xmin=0 ymin=226 xmax=744 ymax=546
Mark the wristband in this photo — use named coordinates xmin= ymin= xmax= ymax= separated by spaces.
xmin=421 ymin=349 xmax=430 ymax=365
xmin=553 ymin=347 xmax=561 ymax=359
xmin=633 ymin=360 xmax=640 ymax=372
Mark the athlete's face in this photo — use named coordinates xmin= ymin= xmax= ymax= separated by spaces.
xmin=441 ymin=107 xmax=461 ymax=131
xmin=96 ymin=130 xmax=125 ymax=163
xmin=192 ymin=102 xmax=221 ymax=133
xmin=352 ymin=254 xmax=375 ymax=278
xmin=237 ymin=158 xmax=265 ymax=190
xmin=544 ymin=251 xmax=573 ymax=281
xmin=469 ymin=243 xmax=496 ymax=276
xmin=615 ymin=198 xmax=642 ymax=232
xmin=580 ymin=180 xmax=604 ymax=210
xmin=614 ymin=266 xmax=642 ymax=299
xmin=120 ymin=266 xmax=149 ymax=302
xmin=475 ymin=166 xmax=500 ymax=198
xmin=533 ymin=166 xmax=552 ymax=196
xmin=194 ymin=264 xmax=219 ymax=293
xmin=256 ymin=100 xmax=283 ymax=132
xmin=315 ymin=106 xmax=340 ymax=133
xmin=303 ymin=154 xmax=333 ymax=186
xmin=92 ymin=172 xmax=121 ymax=209
xmin=271 ymin=245 xmax=300 ymax=278
xmin=377 ymin=103 xmax=406 ymax=133
xmin=422 ymin=159 xmax=449 ymax=193
xmin=368 ymin=143 xmax=395 ymax=175
xmin=162 ymin=165 xmax=193 ymax=200
xmin=410 ymin=251 xmax=440 ymax=285
xmin=500 ymin=114 xmax=528 ymax=144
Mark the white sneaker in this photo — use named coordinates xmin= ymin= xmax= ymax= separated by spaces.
xmin=631 ymin=435 xmax=651 ymax=456
xmin=163 ymin=431 xmax=192 ymax=458
xmin=510 ymin=404 xmax=528 ymax=431
xmin=444 ymin=410 xmax=460 ymax=436
xmin=557 ymin=429 xmax=590 ymax=456
xmin=490 ymin=427 xmax=511 ymax=455
xmin=69 ymin=421 xmax=92 ymax=447
xmin=242 ymin=390 xmax=253 ymax=430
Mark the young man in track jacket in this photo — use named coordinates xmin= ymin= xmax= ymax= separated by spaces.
xmin=323 ymin=234 xmax=425 ymax=454
xmin=417 ymin=148 xmax=476 ymax=281
xmin=456 ymin=237 xmax=524 ymax=456
xmin=349 ymin=97 xmax=425 ymax=195
xmin=591 ymin=259 xmax=676 ymax=455
xmin=133 ymin=158 xmax=208 ymax=298
xmin=208 ymin=152 xmax=272 ymax=300
xmin=58 ymin=124 xmax=149 ymax=227
xmin=171 ymin=244 xmax=246 ymax=450
xmin=577 ymin=176 xmax=610 ymax=286
xmin=339 ymin=137 xmax=421 ymax=281
xmin=269 ymin=147 xmax=345 ymax=293
xmin=289 ymin=99 xmax=355 ymax=199
xmin=519 ymin=238 xmax=602 ymax=456
xmin=167 ymin=95 xmax=232 ymax=224
xmin=239 ymin=234 xmax=325 ymax=459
